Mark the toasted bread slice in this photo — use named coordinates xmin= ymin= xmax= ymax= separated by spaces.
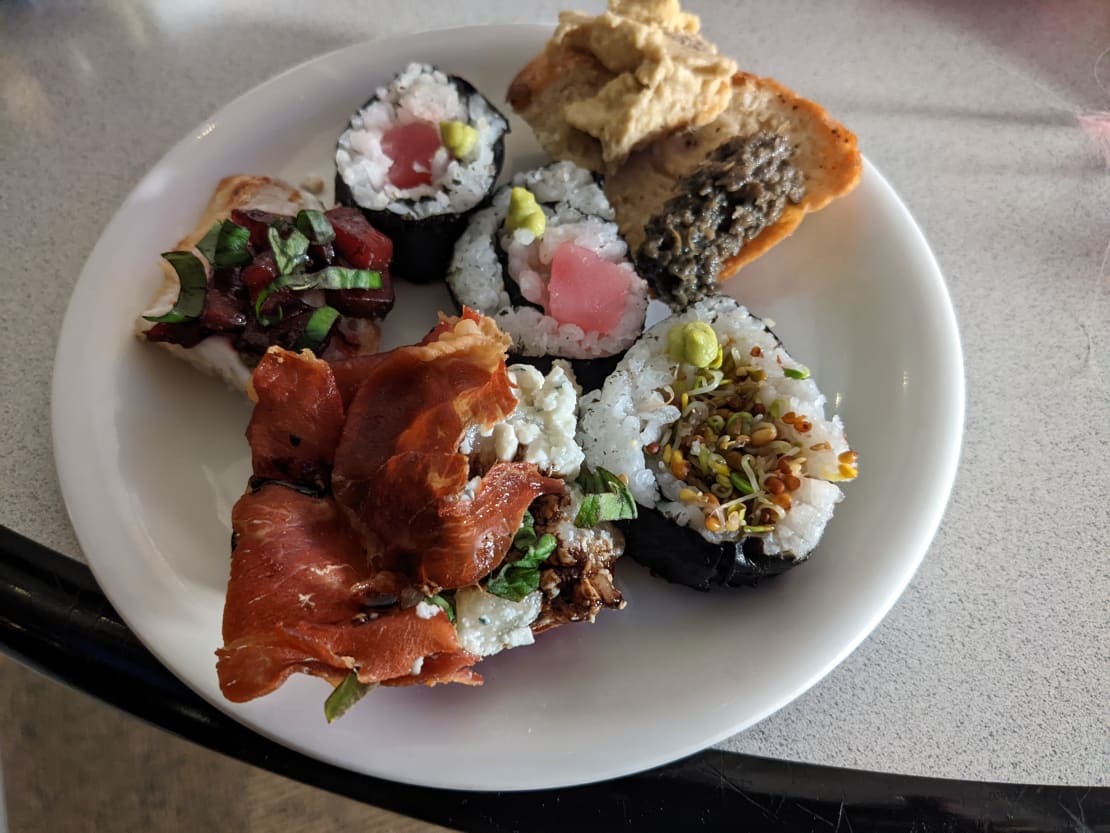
xmin=510 ymin=56 xmax=862 ymax=282
xmin=606 ymin=71 xmax=861 ymax=267
xmin=136 ymin=175 xmax=345 ymax=392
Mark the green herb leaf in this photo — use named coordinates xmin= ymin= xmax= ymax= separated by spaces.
xmin=268 ymin=225 xmax=310 ymax=276
xmin=783 ymin=366 xmax=810 ymax=380
xmin=196 ymin=220 xmax=252 ymax=268
xmin=512 ymin=510 xmax=537 ymax=551
xmin=293 ymin=305 xmax=341 ymax=353
xmin=295 ymin=209 xmax=336 ymax=245
xmin=312 ymin=266 xmax=383 ymax=291
xmin=574 ymin=466 xmax=638 ymax=527
xmin=142 ymin=251 xmax=207 ymax=323
xmin=486 ymin=536 xmax=555 ymax=602
xmin=487 ymin=515 xmax=557 ymax=602
xmin=425 ymin=594 xmax=455 ymax=623
xmin=253 ymin=268 xmax=382 ymax=326
xmin=323 ymin=670 xmax=376 ymax=723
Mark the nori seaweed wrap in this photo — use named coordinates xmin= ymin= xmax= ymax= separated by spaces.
xmin=578 ymin=296 xmax=858 ymax=590
xmin=335 ymin=63 xmax=508 ymax=283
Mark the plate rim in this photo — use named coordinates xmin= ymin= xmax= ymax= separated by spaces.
xmin=51 ymin=24 xmax=965 ymax=791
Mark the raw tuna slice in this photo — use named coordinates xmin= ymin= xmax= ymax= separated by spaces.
xmin=547 ymin=242 xmax=634 ymax=334
xmin=381 ymin=121 xmax=441 ymax=189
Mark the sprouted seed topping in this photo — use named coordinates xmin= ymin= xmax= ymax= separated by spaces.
xmin=648 ymin=339 xmax=859 ymax=536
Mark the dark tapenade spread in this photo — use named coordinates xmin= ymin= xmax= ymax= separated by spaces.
xmin=636 ymin=132 xmax=805 ymax=308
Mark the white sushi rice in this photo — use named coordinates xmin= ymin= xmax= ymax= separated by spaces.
xmin=448 ymin=162 xmax=649 ymax=359
xmin=578 ymin=296 xmax=853 ymax=558
xmin=335 ymin=63 xmax=507 ymax=218
xmin=459 ymin=361 xmax=584 ymax=479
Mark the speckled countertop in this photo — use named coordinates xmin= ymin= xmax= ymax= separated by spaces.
xmin=2 ymin=0 xmax=1107 ymax=789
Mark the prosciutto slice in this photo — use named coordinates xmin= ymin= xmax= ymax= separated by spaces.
xmin=331 ymin=312 xmax=564 ymax=591
xmin=217 ymin=485 xmax=472 ymax=701
xmin=217 ymin=311 xmax=562 ymax=704
xmin=246 ymin=348 xmax=346 ymax=492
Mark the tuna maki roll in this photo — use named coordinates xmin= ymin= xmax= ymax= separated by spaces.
xmin=578 ymin=296 xmax=858 ymax=590
xmin=448 ymin=162 xmax=650 ymax=384
xmin=335 ymin=63 xmax=509 ymax=283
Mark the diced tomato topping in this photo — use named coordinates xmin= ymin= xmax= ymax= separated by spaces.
xmin=380 ymin=120 xmax=441 ymax=189
xmin=547 ymin=243 xmax=633 ymax=334
xmin=241 ymin=250 xmax=278 ymax=299
xmin=231 ymin=209 xmax=288 ymax=248
xmin=325 ymin=207 xmax=393 ymax=270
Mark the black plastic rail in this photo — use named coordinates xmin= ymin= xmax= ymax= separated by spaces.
xmin=0 ymin=525 xmax=1105 ymax=833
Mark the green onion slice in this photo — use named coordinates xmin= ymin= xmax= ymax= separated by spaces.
xmin=783 ymin=367 xmax=810 ymax=380
xmin=268 ymin=226 xmax=310 ymax=276
xmin=196 ymin=220 xmax=252 ymax=268
xmin=574 ymin=466 xmax=638 ymax=528
xmin=295 ymin=209 xmax=336 ymax=245
xmin=323 ymin=671 xmax=376 ymax=723
xmin=293 ymin=305 xmax=341 ymax=353
xmin=142 ymin=251 xmax=207 ymax=324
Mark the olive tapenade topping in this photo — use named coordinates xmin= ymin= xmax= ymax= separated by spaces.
xmin=636 ymin=132 xmax=806 ymax=308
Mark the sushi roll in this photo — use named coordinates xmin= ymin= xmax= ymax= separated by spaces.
xmin=448 ymin=161 xmax=650 ymax=384
xmin=578 ymin=296 xmax=858 ymax=590
xmin=335 ymin=63 xmax=509 ymax=283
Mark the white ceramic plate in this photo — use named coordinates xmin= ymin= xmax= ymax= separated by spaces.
xmin=52 ymin=25 xmax=963 ymax=791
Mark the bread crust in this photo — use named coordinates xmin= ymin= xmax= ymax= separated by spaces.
xmin=509 ymin=50 xmax=863 ymax=281
xmin=136 ymin=175 xmax=329 ymax=392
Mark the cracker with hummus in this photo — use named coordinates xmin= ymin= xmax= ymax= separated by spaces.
xmin=507 ymin=0 xmax=862 ymax=303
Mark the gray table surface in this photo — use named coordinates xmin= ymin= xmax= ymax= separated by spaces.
xmin=2 ymin=0 xmax=1107 ymax=788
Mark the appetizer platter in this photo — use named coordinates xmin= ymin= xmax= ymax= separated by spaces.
xmin=52 ymin=8 xmax=963 ymax=790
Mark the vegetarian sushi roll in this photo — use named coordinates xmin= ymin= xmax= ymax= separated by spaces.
xmin=578 ymin=296 xmax=858 ymax=590
xmin=448 ymin=161 xmax=650 ymax=375
xmin=335 ymin=63 xmax=509 ymax=283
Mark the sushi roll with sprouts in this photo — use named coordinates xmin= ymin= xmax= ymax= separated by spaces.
xmin=335 ymin=63 xmax=509 ymax=282
xmin=448 ymin=161 xmax=650 ymax=386
xmin=578 ymin=296 xmax=858 ymax=590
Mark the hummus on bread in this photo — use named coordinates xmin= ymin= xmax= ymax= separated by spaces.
xmin=510 ymin=0 xmax=736 ymax=168
xmin=508 ymin=0 xmax=862 ymax=288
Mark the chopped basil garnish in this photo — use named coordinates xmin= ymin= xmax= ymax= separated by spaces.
xmin=254 ymin=267 xmax=383 ymax=326
xmin=783 ymin=367 xmax=810 ymax=380
xmin=295 ymin=209 xmax=336 ymax=245
xmin=142 ymin=251 xmax=207 ymax=324
xmin=425 ymin=594 xmax=455 ymax=623
xmin=323 ymin=671 xmax=375 ymax=723
xmin=486 ymin=511 xmax=556 ymax=602
xmin=574 ymin=466 xmax=638 ymax=527
xmin=310 ymin=266 xmax=383 ymax=290
xmin=293 ymin=305 xmax=340 ymax=352
xmin=196 ymin=219 xmax=252 ymax=268
xmin=268 ymin=226 xmax=310 ymax=276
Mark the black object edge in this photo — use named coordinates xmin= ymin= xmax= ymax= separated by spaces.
xmin=0 ymin=524 xmax=1105 ymax=833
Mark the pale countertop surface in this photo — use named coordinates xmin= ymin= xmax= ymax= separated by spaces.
xmin=2 ymin=0 xmax=1108 ymax=793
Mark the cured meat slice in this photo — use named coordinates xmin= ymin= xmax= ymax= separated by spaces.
xmin=332 ymin=312 xmax=564 ymax=590
xmin=217 ymin=484 xmax=467 ymax=702
xmin=217 ymin=311 xmax=575 ymax=705
xmin=246 ymin=348 xmax=346 ymax=492
xmin=382 ymin=651 xmax=483 ymax=688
